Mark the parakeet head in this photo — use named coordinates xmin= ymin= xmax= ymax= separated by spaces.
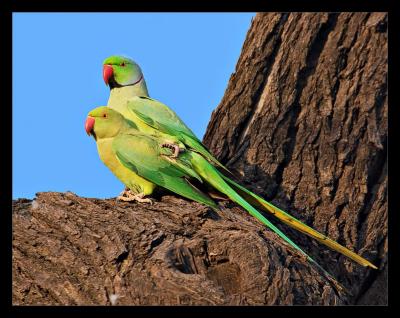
xmin=85 ymin=107 xmax=125 ymax=140
xmin=103 ymin=55 xmax=144 ymax=89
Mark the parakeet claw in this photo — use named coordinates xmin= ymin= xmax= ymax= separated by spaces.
xmin=161 ymin=142 xmax=184 ymax=158
xmin=134 ymin=196 xmax=154 ymax=204
xmin=117 ymin=191 xmax=154 ymax=204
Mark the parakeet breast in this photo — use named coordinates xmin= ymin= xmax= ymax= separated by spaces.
xmin=96 ymin=138 xmax=156 ymax=195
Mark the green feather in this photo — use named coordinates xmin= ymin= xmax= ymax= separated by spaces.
xmin=112 ymin=132 xmax=218 ymax=209
xmin=125 ymin=96 xmax=230 ymax=173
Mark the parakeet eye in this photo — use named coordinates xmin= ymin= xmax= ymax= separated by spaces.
xmin=103 ymin=113 xmax=107 ymax=118
xmin=120 ymin=62 xmax=125 ymax=67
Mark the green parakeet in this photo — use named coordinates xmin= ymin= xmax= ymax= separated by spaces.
xmin=102 ymin=55 xmax=228 ymax=171
xmin=85 ymin=107 xmax=377 ymax=282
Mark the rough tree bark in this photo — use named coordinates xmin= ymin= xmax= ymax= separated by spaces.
xmin=204 ymin=12 xmax=387 ymax=305
xmin=12 ymin=13 xmax=387 ymax=305
xmin=13 ymin=192 xmax=344 ymax=305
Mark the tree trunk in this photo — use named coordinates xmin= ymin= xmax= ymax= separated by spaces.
xmin=204 ymin=12 xmax=387 ymax=305
xmin=13 ymin=192 xmax=347 ymax=305
xmin=12 ymin=12 xmax=387 ymax=305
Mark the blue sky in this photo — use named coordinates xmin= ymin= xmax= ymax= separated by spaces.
xmin=13 ymin=13 xmax=255 ymax=199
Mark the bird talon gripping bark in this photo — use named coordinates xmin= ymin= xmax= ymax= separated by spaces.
xmin=117 ymin=191 xmax=154 ymax=204
xmin=161 ymin=142 xmax=184 ymax=158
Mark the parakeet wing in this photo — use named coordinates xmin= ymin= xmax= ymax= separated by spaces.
xmin=125 ymin=96 xmax=229 ymax=172
xmin=112 ymin=132 xmax=218 ymax=209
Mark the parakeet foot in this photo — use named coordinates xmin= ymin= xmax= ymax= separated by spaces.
xmin=161 ymin=142 xmax=184 ymax=158
xmin=117 ymin=191 xmax=154 ymax=204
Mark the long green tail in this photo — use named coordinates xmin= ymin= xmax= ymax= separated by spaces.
xmin=217 ymin=172 xmax=377 ymax=270
xmin=189 ymin=152 xmax=344 ymax=290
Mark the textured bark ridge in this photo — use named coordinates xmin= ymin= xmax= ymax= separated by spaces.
xmin=13 ymin=192 xmax=344 ymax=305
xmin=12 ymin=13 xmax=387 ymax=305
xmin=204 ymin=12 xmax=387 ymax=305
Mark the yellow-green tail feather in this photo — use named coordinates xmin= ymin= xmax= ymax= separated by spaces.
xmin=220 ymin=173 xmax=377 ymax=269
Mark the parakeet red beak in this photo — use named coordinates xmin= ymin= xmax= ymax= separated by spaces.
xmin=85 ymin=116 xmax=95 ymax=135
xmin=103 ymin=64 xmax=114 ymax=85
